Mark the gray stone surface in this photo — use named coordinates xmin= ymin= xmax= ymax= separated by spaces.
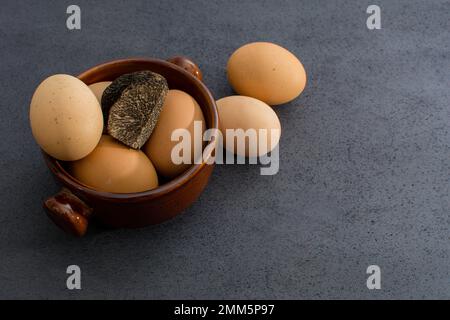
xmin=0 ymin=0 xmax=449 ymax=299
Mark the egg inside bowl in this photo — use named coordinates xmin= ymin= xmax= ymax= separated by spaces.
xmin=42 ymin=57 xmax=218 ymax=234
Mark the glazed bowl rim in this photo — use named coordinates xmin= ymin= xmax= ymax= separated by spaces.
xmin=42 ymin=57 xmax=219 ymax=202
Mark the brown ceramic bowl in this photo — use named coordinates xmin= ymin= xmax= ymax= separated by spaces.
xmin=43 ymin=57 xmax=219 ymax=237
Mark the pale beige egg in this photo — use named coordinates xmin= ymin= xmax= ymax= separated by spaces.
xmin=88 ymin=81 xmax=112 ymax=102
xmin=216 ymin=95 xmax=281 ymax=157
xmin=227 ymin=42 xmax=307 ymax=105
xmin=29 ymin=74 xmax=103 ymax=161
xmin=70 ymin=135 xmax=158 ymax=193
xmin=144 ymin=89 xmax=205 ymax=178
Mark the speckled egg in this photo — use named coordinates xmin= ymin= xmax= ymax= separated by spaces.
xmin=30 ymin=74 xmax=103 ymax=161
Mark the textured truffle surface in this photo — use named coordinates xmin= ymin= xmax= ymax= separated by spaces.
xmin=103 ymin=71 xmax=168 ymax=149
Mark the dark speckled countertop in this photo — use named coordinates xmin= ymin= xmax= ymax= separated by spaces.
xmin=0 ymin=0 xmax=449 ymax=299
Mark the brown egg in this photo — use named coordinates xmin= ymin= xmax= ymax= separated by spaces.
xmin=227 ymin=42 xmax=307 ymax=105
xmin=144 ymin=89 xmax=205 ymax=178
xmin=88 ymin=81 xmax=112 ymax=102
xmin=216 ymin=95 xmax=281 ymax=157
xmin=70 ymin=135 xmax=158 ymax=193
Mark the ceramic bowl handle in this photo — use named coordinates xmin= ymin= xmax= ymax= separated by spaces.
xmin=44 ymin=188 xmax=92 ymax=237
xmin=167 ymin=56 xmax=203 ymax=81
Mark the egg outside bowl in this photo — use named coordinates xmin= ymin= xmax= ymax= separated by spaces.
xmin=42 ymin=57 xmax=219 ymax=237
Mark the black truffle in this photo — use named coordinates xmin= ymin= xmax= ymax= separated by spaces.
xmin=102 ymin=71 xmax=169 ymax=149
